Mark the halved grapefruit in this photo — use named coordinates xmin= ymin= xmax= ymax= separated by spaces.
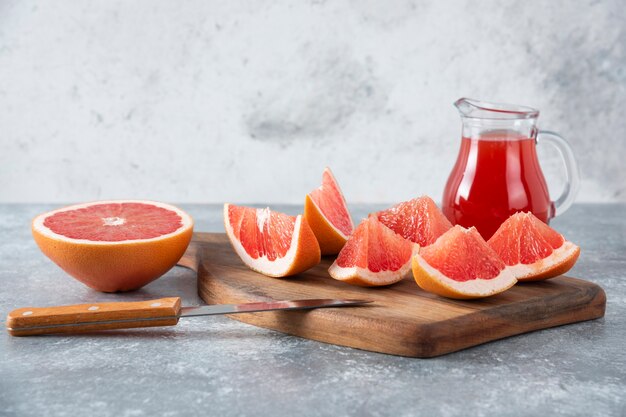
xmin=376 ymin=196 xmax=452 ymax=246
xmin=328 ymin=216 xmax=418 ymax=287
xmin=488 ymin=212 xmax=580 ymax=281
xmin=32 ymin=200 xmax=194 ymax=292
xmin=412 ymin=225 xmax=517 ymax=299
xmin=224 ymin=204 xmax=320 ymax=277
xmin=304 ymin=167 xmax=354 ymax=255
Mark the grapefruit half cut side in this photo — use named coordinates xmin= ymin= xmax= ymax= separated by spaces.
xmin=304 ymin=167 xmax=355 ymax=255
xmin=488 ymin=212 xmax=580 ymax=281
xmin=32 ymin=200 xmax=194 ymax=292
xmin=375 ymin=196 xmax=452 ymax=246
xmin=224 ymin=204 xmax=321 ymax=277
xmin=328 ymin=216 xmax=418 ymax=287
xmin=412 ymin=225 xmax=517 ymax=299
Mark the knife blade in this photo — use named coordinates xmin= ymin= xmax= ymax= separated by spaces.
xmin=6 ymin=297 xmax=372 ymax=336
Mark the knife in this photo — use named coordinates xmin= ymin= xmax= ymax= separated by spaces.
xmin=5 ymin=297 xmax=372 ymax=336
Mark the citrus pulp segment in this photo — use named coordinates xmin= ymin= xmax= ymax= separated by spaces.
xmin=32 ymin=200 xmax=194 ymax=292
xmin=412 ymin=225 xmax=517 ymax=299
xmin=487 ymin=212 xmax=580 ymax=281
xmin=375 ymin=196 xmax=452 ymax=246
xmin=304 ymin=167 xmax=354 ymax=255
xmin=328 ymin=216 xmax=417 ymax=287
xmin=224 ymin=204 xmax=321 ymax=277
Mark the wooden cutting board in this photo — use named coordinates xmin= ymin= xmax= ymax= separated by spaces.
xmin=179 ymin=233 xmax=606 ymax=358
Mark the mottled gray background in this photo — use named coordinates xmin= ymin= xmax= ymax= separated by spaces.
xmin=1 ymin=0 xmax=624 ymax=204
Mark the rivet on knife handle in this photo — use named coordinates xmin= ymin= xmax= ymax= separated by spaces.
xmin=6 ymin=297 xmax=182 ymax=336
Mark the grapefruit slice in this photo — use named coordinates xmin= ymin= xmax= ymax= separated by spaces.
xmin=376 ymin=196 xmax=452 ymax=246
xmin=328 ymin=216 xmax=418 ymax=287
xmin=304 ymin=167 xmax=354 ymax=255
xmin=412 ymin=225 xmax=517 ymax=299
xmin=224 ymin=204 xmax=321 ymax=277
xmin=487 ymin=212 xmax=580 ymax=281
xmin=32 ymin=200 xmax=194 ymax=292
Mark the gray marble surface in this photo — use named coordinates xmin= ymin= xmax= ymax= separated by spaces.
xmin=2 ymin=1 xmax=625 ymax=204
xmin=1 ymin=203 xmax=625 ymax=417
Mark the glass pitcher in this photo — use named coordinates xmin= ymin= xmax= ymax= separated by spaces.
xmin=442 ymin=98 xmax=580 ymax=239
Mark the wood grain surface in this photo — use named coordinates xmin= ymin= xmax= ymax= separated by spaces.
xmin=6 ymin=297 xmax=181 ymax=336
xmin=184 ymin=233 xmax=606 ymax=358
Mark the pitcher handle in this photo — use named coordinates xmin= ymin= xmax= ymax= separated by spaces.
xmin=536 ymin=130 xmax=581 ymax=217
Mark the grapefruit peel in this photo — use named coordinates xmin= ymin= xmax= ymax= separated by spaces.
xmin=224 ymin=204 xmax=321 ymax=278
xmin=412 ymin=253 xmax=517 ymax=299
xmin=328 ymin=216 xmax=418 ymax=287
xmin=304 ymin=167 xmax=354 ymax=255
xmin=329 ymin=254 xmax=417 ymax=287
xmin=487 ymin=212 xmax=580 ymax=281
xmin=32 ymin=200 xmax=194 ymax=292
xmin=504 ymin=241 xmax=579 ymax=281
xmin=412 ymin=226 xmax=517 ymax=299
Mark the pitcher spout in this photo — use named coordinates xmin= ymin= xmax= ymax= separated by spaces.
xmin=455 ymin=98 xmax=539 ymax=120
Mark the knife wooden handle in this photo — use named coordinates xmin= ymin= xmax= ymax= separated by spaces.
xmin=6 ymin=297 xmax=182 ymax=336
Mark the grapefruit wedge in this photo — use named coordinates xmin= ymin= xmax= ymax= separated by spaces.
xmin=376 ymin=196 xmax=452 ymax=246
xmin=488 ymin=212 xmax=580 ymax=281
xmin=224 ymin=204 xmax=321 ymax=277
xmin=328 ymin=216 xmax=418 ymax=287
xmin=412 ymin=225 xmax=517 ymax=299
xmin=32 ymin=200 xmax=194 ymax=292
xmin=304 ymin=167 xmax=354 ymax=255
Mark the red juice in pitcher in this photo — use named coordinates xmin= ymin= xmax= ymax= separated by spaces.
xmin=442 ymin=98 xmax=580 ymax=240
xmin=442 ymin=132 xmax=553 ymax=240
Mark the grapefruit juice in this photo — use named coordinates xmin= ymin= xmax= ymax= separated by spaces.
xmin=442 ymin=133 xmax=553 ymax=239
